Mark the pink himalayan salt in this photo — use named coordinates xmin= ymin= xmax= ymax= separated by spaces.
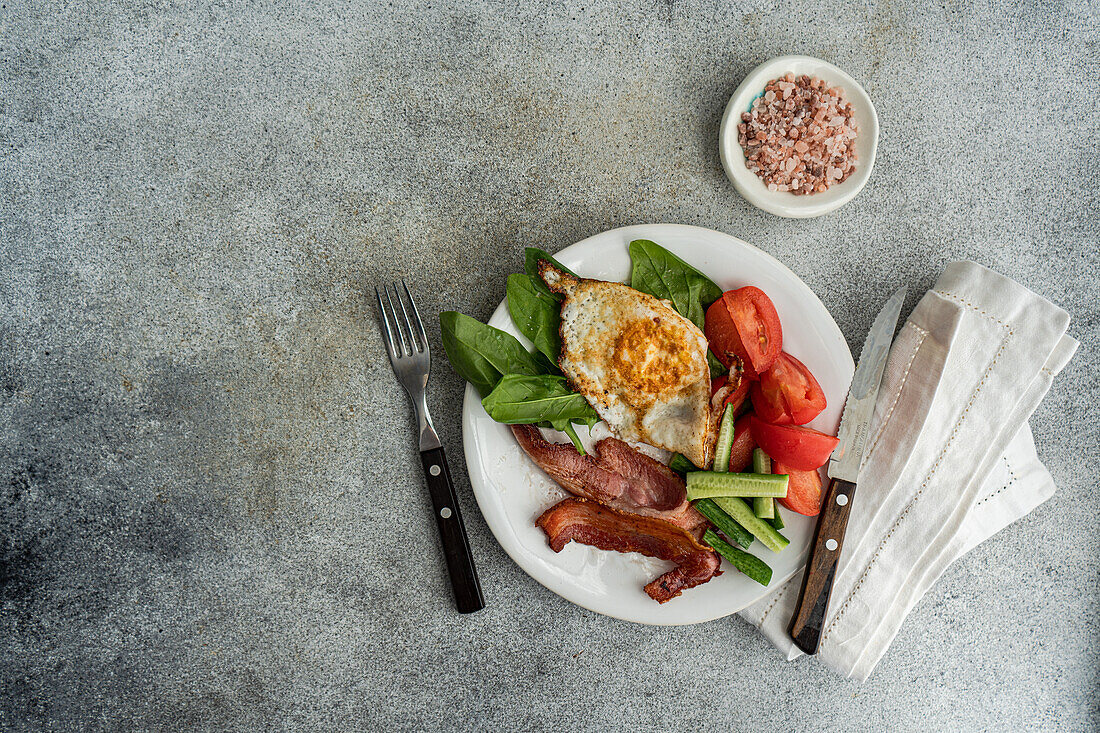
xmin=737 ymin=74 xmax=859 ymax=195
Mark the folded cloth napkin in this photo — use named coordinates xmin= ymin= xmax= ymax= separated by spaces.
xmin=739 ymin=261 xmax=1078 ymax=681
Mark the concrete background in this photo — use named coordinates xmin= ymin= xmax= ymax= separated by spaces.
xmin=1 ymin=0 xmax=1097 ymax=730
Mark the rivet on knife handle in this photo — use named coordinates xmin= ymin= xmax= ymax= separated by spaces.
xmin=788 ymin=476 xmax=857 ymax=654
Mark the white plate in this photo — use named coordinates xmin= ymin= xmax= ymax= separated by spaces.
xmin=461 ymin=224 xmax=853 ymax=625
xmin=719 ymin=55 xmax=879 ymax=219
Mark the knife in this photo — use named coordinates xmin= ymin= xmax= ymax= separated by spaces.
xmin=788 ymin=286 xmax=906 ymax=655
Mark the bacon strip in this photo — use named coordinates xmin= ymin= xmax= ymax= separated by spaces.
xmin=511 ymin=424 xmax=707 ymax=534
xmin=536 ymin=498 xmax=721 ymax=603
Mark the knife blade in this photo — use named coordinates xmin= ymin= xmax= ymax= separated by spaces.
xmin=788 ymin=286 xmax=906 ymax=655
xmin=829 ymin=286 xmax=907 ymax=482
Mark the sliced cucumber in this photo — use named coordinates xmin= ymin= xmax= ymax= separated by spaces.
xmin=694 ymin=498 xmax=753 ymax=549
xmin=703 ymin=529 xmax=773 ymax=586
xmin=686 ymin=471 xmax=789 ymax=499
xmin=712 ymin=404 xmax=736 ymax=473
xmin=710 ymin=496 xmax=790 ymax=552
xmin=752 ymin=448 xmax=771 ymax=474
xmin=767 ymin=506 xmax=785 ymax=530
xmin=752 ymin=448 xmax=775 ymax=519
xmin=753 ymin=496 xmax=775 ymax=519
xmin=667 ymin=453 xmax=698 ymax=475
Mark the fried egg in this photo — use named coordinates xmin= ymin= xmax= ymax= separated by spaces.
xmin=540 ymin=263 xmax=715 ymax=468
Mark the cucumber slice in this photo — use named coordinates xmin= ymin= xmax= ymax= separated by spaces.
xmin=686 ymin=471 xmax=789 ymax=499
xmin=712 ymin=404 xmax=736 ymax=473
xmin=752 ymin=448 xmax=775 ymax=519
xmin=694 ymin=498 xmax=753 ymax=549
xmin=710 ymin=496 xmax=790 ymax=552
xmin=703 ymin=530 xmax=773 ymax=586
xmin=753 ymin=496 xmax=775 ymax=519
xmin=667 ymin=453 xmax=698 ymax=475
xmin=767 ymin=506 xmax=785 ymax=530
xmin=752 ymin=448 xmax=771 ymax=474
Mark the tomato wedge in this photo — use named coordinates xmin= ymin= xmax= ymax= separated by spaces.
xmin=728 ymin=414 xmax=756 ymax=472
xmin=749 ymin=417 xmax=838 ymax=470
xmin=772 ymin=461 xmax=823 ymax=516
xmin=705 ymin=299 xmax=756 ymax=378
xmin=751 ymin=352 xmax=827 ymax=426
xmin=704 ymin=287 xmax=782 ymax=378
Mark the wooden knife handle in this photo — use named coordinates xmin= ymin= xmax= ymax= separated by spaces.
xmin=420 ymin=447 xmax=485 ymax=614
xmin=789 ymin=476 xmax=857 ymax=655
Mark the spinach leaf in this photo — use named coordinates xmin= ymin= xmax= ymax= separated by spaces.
xmin=531 ymin=348 xmax=559 ymax=374
xmin=482 ymin=374 xmax=599 ymax=425
xmin=628 ymin=239 xmax=722 ymax=330
xmin=439 ymin=311 xmax=547 ymax=398
xmin=524 ymin=247 xmax=577 ymax=298
xmin=506 ymin=273 xmax=563 ymax=368
xmin=708 ymin=350 xmax=728 ymax=379
xmin=482 ymin=374 xmax=600 ymax=453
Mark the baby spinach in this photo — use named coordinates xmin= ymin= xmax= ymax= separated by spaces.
xmin=439 ymin=311 xmax=547 ymax=398
xmin=481 ymin=374 xmax=600 ymax=453
xmin=524 ymin=247 xmax=577 ymax=298
xmin=506 ymin=273 xmax=563 ymax=368
xmin=628 ymin=239 xmax=722 ymax=330
xmin=708 ymin=350 xmax=728 ymax=379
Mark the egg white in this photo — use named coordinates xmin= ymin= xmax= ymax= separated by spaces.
xmin=541 ymin=264 xmax=714 ymax=468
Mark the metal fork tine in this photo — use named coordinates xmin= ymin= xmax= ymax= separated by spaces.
xmin=376 ymin=287 xmax=400 ymax=360
xmin=385 ymin=284 xmax=412 ymax=356
xmin=402 ymin=280 xmax=428 ymax=354
xmin=392 ymin=281 xmax=419 ymax=354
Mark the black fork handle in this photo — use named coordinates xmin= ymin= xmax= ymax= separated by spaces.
xmin=419 ymin=447 xmax=485 ymax=613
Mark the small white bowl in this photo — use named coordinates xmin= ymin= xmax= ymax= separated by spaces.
xmin=719 ymin=55 xmax=879 ymax=218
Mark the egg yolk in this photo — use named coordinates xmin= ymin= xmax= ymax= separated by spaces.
xmin=611 ymin=317 xmax=693 ymax=403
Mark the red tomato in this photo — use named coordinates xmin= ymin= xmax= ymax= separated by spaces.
xmin=705 ymin=300 xmax=756 ymax=378
xmin=749 ymin=417 xmax=838 ymax=470
xmin=704 ymin=287 xmax=782 ymax=378
xmin=751 ymin=352 xmax=827 ymax=426
xmin=728 ymin=414 xmax=756 ymax=472
xmin=772 ymin=461 xmax=823 ymax=516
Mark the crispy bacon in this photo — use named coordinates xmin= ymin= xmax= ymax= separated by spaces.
xmin=511 ymin=424 xmax=708 ymax=534
xmin=536 ymin=498 xmax=721 ymax=603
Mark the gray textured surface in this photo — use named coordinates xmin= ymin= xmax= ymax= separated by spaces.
xmin=1 ymin=0 xmax=1097 ymax=730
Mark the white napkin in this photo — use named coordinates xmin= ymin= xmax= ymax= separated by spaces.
xmin=739 ymin=261 xmax=1078 ymax=681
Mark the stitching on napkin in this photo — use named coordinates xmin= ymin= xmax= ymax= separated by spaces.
xmin=934 ymin=289 xmax=1012 ymax=329
xmin=757 ymin=582 xmax=790 ymax=626
xmin=821 ymin=329 xmax=1013 ymax=648
xmin=977 ymin=455 xmax=1017 ymax=506
xmin=863 ymin=322 xmax=928 ymax=468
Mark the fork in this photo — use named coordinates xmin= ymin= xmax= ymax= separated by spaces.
xmin=376 ymin=281 xmax=485 ymax=613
